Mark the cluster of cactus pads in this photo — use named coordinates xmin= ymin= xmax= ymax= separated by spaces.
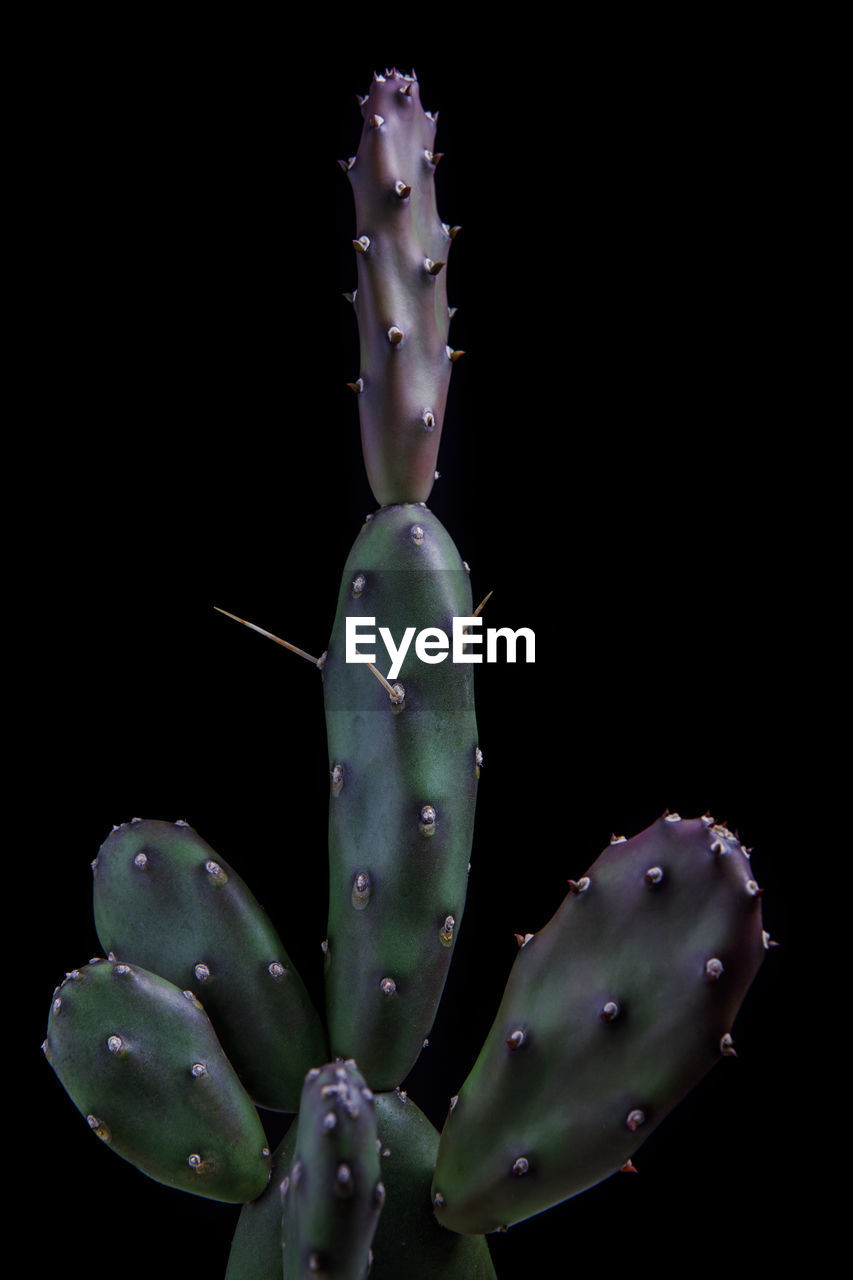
xmin=44 ymin=69 xmax=772 ymax=1276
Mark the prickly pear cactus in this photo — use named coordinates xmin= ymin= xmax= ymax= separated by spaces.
xmin=44 ymin=958 xmax=272 ymax=1203
xmin=431 ymin=815 xmax=768 ymax=1233
xmin=280 ymin=1060 xmax=385 ymax=1278
xmin=322 ymin=503 xmax=480 ymax=1089
xmin=43 ymin=58 xmax=784 ymax=1278
xmin=92 ymin=818 xmax=328 ymax=1110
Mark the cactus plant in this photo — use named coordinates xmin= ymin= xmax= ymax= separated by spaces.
xmin=42 ymin=57 xmax=786 ymax=1277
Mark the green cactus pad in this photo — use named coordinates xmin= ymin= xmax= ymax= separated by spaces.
xmin=344 ymin=68 xmax=459 ymax=505
xmin=227 ymin=1128 xmax=296 ymax=1280
xmin=431 ymin=814 xmax=767 ymax=1233
xmin=92 ymin=818 xmax=328 ymax=1111
xmin=370 ymin=1090 xmax=497 ymax=1278
xmin=44 ymin=959 xmax=271 ymax=1203
xmin=282 ymin=1061 xmax=385 ymax=1279
xmin=322 ymin=505 xmax=480 ymax=1089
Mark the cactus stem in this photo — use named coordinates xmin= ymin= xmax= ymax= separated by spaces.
xmin=472 ymin=589 xmax=494 ymax=618
xmin=352 ymin=646 xmax=404 ymax=702
xmin=213 ymin=606 xmax=322 ymax=666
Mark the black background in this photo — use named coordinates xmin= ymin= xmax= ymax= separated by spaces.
xmin=31 ymin=23 xmax=801 ymax=1277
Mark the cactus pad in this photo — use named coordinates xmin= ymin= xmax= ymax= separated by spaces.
xmin=92 ymin=818 xmax=327 ymax=1111
xmin=44 ymin=958 xmax=271 ymax=1203
xmin=322 ymin=504 xmax=479 ymax=1088
xmin=282 ymin=1060 xmax=385 ymax=1278
xmin=431 ymin=814 xmax=767 ymax=1233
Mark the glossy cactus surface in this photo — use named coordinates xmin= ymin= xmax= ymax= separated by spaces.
xmin=281 ymin=1061 xmax=384 ymax=1279
xmin=44 ymin=958 xmax=271 ymax=1203
xmin=93 ymin=818 xmax=328 ymax=1111
xmin=431 ymin=815 xmax=767 ymax=1232
xmin=370 ymin=1090 xmax=497 ymax=1277
xmin=344 ymin=69 xmax=458 ymax=505
xmin=323 ymin=504 xmax=479 ymax=1088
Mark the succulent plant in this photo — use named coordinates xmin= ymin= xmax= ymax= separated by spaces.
xmin=43 ymin=59 xmax=785 ymax=1277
